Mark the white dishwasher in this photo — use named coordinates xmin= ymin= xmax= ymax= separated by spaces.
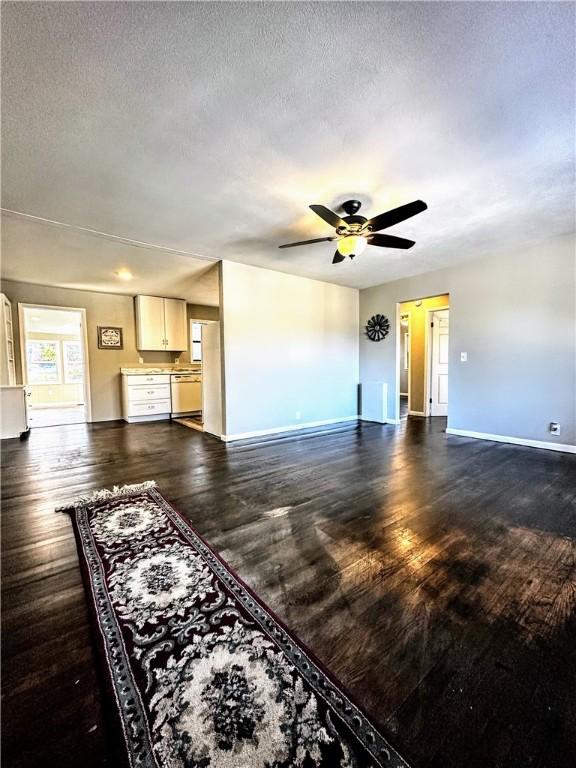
xmin=170 ymin=374 xmax=202 ymax=417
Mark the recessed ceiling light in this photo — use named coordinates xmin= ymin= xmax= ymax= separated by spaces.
xmin=115 ymin=269 xmax=133 ymax=281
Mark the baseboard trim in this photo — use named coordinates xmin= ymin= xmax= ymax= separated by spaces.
xmin=29 ymin=403 xmax=85 ymax=409
xmin=124 ymin=414 xmax=170 ymax=424
xmin=359 ymin=417 xmax=400 ymax=425
xmin=221 ymin=416 xmax=358 ymax=443
xmin=446 ymin=428 xmax=576 ymax=454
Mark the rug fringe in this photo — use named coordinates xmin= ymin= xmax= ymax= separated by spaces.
xmin=56 ymin=480 xmax=157 ymax=513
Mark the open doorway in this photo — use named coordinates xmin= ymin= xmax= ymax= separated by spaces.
xmin=396 ymin=294 xmax=449 ymax=420
xmin=19 ymin=304 xmax=91 ymax=428
xmin=173 ymin=319 xmax=204 ymax=431
xmin=399 ymin=313 xmax=410 ymax=419
xmin=174 ymin=318 xmax=222 ymax=437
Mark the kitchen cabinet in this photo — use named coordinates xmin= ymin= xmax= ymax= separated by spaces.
xmin=135 ymin=296 xmax=187 ymax=351
xmin=121 ymin=373 xmax=171 ymax=423
xmin=163 ymin=298 xmax=188 ymax=351
xmin=0 ymin=294 xmax=16 ymax=386
xmin=1 ymin=386 xmax=28 ymax=438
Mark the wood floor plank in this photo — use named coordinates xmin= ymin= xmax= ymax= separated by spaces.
xmin=2 ymin=417 xmax=575 ymax=768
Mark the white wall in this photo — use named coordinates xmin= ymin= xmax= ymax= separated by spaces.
xmin=360 ymin=234 xmax=576 ymax=448
xmin=220 ymin=261 xmax=359 ymax=438
xmin=202 ymin=321 xmax=223 ymax=438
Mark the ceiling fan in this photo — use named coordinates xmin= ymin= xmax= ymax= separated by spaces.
xmin=279 ymin=198 xmax=428 ymax=264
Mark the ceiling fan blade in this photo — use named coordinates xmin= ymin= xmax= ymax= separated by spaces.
xmin=309 ymin=204 xmax=346 ymax=229
xmin=366 ymin=200 xmax=427 ymax=232
xmin=332 ymin=251 xmax=346 ymax=264
xmin=279 ymin=236 xmax=336 ymax=249
xmin=368 ymin=234 xmax=416 ymax=250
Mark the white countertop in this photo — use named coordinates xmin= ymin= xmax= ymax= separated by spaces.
xmin=120 ymin=367 xmax=201 ymax=375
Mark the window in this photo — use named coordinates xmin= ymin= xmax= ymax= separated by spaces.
xmin=26 ymin=340 xmax=60 ymax=384
xmin=63 ymin=341 xmax=83 ymax=383
xmin=26 ymin=338 xmax=84 ymax=385
xmin=191 ymin=322 xmax=202 ymax=362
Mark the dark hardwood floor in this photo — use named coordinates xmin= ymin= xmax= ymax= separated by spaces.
xmin=2 ymin=417 xmax=575 ymax=768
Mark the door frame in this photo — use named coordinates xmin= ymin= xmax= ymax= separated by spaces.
xmin=425 ymin=304 xmax=450 ymax=417
xmin=18 ymin=303 xmax=93 ymax=422
xmin=399 ymin=310 xmax=411 ymax=410
xmin=394 ymin=302 xmax=415 ymax=423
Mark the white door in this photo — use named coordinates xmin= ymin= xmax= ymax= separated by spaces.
xmin=430 ymin=309 xmax=449 ymax=416
xmin=135 ymin=296 xmax=165 ymax=350
xmin=163 ymin=299 xmax=187 ymax=351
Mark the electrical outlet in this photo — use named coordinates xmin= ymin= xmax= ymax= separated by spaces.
xmin=460 ymin=352 xmax=468 ymax=362
xmin=550 ymin=422 xmax=561 ymax=435
xmin=295 ymin=411 xmax=301 ymax=420
xmin=138 ymin=356 xmax=144 ymax=364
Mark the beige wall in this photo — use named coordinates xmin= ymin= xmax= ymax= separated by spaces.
xmin=2 ymin=280 xmax=217 ymax=422
xmin=187 ymin=304 xmax=220 ymax=322
xmin=399 ymin=294 xmax=449 ymax=413
xmin=178 ymin=303 xmax=220 ymax=364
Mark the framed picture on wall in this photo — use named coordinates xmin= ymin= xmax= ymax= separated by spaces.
xmin=97 ymin=326 xmax=123 ymax=349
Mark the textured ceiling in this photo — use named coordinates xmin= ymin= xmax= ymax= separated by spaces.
xmin=1 ymin=1 xmax=574 ymax=293
xmin=1 ymin=211 xmax=220 ymax=304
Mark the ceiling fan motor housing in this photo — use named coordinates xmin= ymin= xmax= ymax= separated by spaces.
xmin=341 ymin=199 xmax=362 ymax=216
xmin=337 ymin=202 xmax=368 ymax=234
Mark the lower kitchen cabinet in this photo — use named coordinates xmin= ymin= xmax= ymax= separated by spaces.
xmin=121 ymin=374 xmax=171 ymax=423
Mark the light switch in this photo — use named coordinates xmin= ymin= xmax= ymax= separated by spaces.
xmin=460 ymin=352 xmax=468 ymax=362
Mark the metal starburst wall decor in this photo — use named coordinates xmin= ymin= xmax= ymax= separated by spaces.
xmin=365 ymin=314 xmax=390 ymax=342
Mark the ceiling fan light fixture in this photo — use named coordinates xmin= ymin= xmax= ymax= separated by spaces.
xmin=280 ymin=198 xmax=427 ymax=264
xmin=337 ymin=235 xmax=368 ymax=258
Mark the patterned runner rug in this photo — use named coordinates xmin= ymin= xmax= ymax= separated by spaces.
xmin=63 ymin=482 xmax=409 ymax=768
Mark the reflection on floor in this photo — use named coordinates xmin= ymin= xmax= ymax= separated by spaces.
xmin=2 ymin=418 xmax=575 ymax=768
xmin=400 ymin=395 xmax=408 ymax=419
xmin=28 ymin=405 xmax=86 ymax=428
xmin=174 ymin=413 xmax=203 ymax=432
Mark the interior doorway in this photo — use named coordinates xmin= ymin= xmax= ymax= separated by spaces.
xmin=19 ymin=304 xmax=91 ymax=427
xmin=174 ymin=318 xmax=222 ymax=436
xmin=399 ymin=313 xmax=410 ymax=420
xmin=396 ymin=294 xmax=449 ymax=420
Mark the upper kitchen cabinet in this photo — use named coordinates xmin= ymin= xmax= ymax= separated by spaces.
xmin=135 ymin=296 xmax=164 ymax=350
xmin=135 ymin=296 xmax=187 ymax=351
xmin=163 ymin=298 xmax=188 ymax=350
